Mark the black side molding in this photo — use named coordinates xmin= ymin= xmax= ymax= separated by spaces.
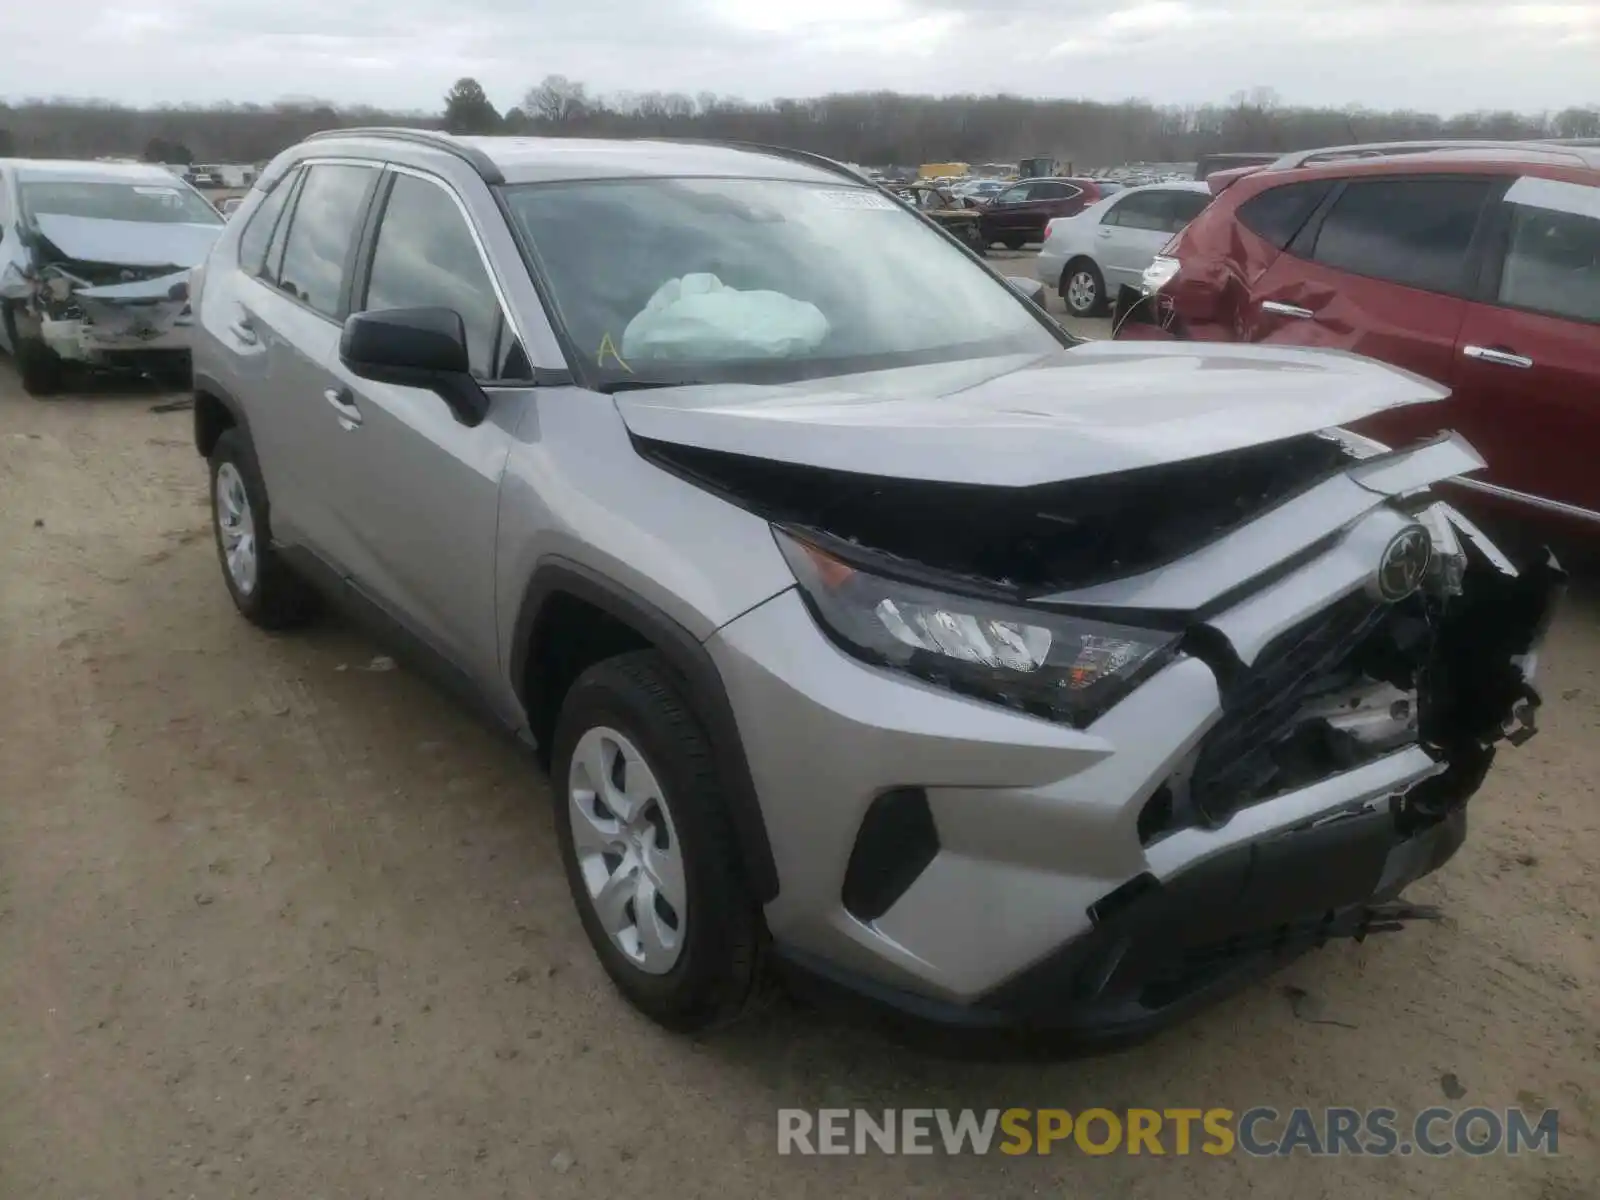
xmin=510 ymin=559 xmax=780 ymax=903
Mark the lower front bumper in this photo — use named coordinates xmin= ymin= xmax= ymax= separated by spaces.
xmin=41 ymin=314 xmax=193 ymax=363
xmin=775 ymin=802 xmax=1468 ymax=1045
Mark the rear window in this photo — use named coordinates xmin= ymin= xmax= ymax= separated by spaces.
xmin=1236 ymin=181 xmax=1334 ymax=249
xmin=1309 ymin=177 xmax=1495 ymax=295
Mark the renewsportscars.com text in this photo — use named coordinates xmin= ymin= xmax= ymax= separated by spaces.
xmin=776 ymin=1106 xmax=1561 ymax=1157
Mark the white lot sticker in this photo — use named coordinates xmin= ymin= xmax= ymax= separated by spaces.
xmin=811 ymin=188 xmax=897 ymax=211
xmin=133 ymin=186 xmax=181 ymax=197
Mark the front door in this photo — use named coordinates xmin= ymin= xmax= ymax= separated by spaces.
xmin=319 ymin=168 xmax=533 ymax=682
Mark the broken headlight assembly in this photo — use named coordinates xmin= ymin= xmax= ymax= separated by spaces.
xmin=775 ymin=529 xmax=1180 ymax=728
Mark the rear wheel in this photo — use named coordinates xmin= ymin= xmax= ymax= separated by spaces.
xmin=1001 ymin=234 xmax=1027 ymax=251
xmin=1061 ymin=260 xmax=1107 ymax=317
xmin=208 ymin=428 xmax=318 ymax=629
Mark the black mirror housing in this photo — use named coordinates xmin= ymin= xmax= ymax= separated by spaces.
xmin=340 ymin=307 xmax=489 ymax=426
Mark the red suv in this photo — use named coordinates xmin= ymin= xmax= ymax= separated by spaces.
xmin=1117 ymin=142 xmax=1600 ymax=534
xmin=979 ymin=177 xmax=1104 ymax=249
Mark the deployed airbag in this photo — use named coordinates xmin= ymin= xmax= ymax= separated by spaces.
xmin=621 ymin=273 xmax=828 ymax=361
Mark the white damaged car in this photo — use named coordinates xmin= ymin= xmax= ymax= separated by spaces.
xmin=0 ymin=159 xmax=225 ymax=394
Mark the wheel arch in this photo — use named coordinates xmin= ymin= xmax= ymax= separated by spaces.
xmin=193 ymin=371 xmax=251 ymax=460
xmin=510 ymin=558 xmax=780 ymax=904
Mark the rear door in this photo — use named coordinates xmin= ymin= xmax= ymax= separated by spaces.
xmin=1245 ymin=176 xmax=1499 ymax=376
xmin=234 ymin=161 xmax=381 ymax=557
xmin=318 ymin=167 xmax=533 ymax=680
xmin=1450 ymin=175 xmax=1600 ymax=516
xmin=1097 ymin=190 xmax=1186 ymax=288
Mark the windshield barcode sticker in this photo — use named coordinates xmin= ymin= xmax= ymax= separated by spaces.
xmin=811 ymin=189 xmax=896 ymax=211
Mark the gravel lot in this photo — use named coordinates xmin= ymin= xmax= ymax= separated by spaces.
xmin=0 ymin=310 xmax=1594 ymax=1198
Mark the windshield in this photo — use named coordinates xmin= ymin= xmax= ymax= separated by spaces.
xmin=501 ymin=176 xmax=1064 ymax=389
xmin=21 ymin=180 xmax=223 ymax=226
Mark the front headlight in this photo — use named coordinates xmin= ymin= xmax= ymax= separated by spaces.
xmin=775 ymin=530 xmax=1180 ymax=728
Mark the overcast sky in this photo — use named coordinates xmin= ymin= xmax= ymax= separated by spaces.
xmin=3 ymin=0 xmax=1596 ymax=113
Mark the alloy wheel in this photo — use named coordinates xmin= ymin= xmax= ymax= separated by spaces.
xmin=215 ymin=462 xmax=258 ymax=596
xmin=567 ymin=726 xmax=688 ymax=974
xmin=1067 ymin=270 xmax=1098 ymax=314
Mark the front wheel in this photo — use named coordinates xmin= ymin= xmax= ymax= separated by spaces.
xmin=3 ymin=305 xmax=64 ymax=396
xmin=552 ymin=651 xmax=760 ymax=1032
xmin=1001 ymin=234 xmax=1027 ymax=251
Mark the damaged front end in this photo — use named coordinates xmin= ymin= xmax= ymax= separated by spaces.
xmin=661 ymin=425 xmax=1564 ymax=1037
xmin=2 ymin=201 xmax=217 ymax=390
xmin=26 ymin=257 xmax=195 ymax=366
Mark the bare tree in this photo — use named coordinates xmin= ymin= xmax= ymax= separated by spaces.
xmin=523 ymin=76 xmax=588 ymax=126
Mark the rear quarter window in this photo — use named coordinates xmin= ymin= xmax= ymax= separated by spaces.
xmin=1236 ymin=180 xmax=1335 ymax=249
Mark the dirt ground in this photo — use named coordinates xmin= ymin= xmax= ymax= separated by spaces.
xmin=0 ymin=351 xmax=1595 ymax=1199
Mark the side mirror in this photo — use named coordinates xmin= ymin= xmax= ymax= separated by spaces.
xmin=339 ymin=306 xmax=489 ymax=427
xmin=1005 ymin=276 xmax=1047 ymax=305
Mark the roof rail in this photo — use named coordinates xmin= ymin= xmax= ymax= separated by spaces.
xmin=300 ymin=126 xmax=505 ymax=184
xmin=661 ymin=139 xmax=877 ymax=188
xmin=1269 ymin=138 xmax=1594 ymax=170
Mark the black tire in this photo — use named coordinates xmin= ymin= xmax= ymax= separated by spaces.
xmin=1001 ymin=234 xmax=1027 ymax=251
xmin=3 ymin=305 xmax=64 ymax=396
xmin=552 ymin=651 xmax=761 ymax=1032
xmin=208 ymin=427 xmax=318 ymax=630
xmin=1061 ymin=259 xmax=1108 ymax=317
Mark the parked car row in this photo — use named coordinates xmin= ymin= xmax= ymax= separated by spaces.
xmin=1115 ymin=139 xmax=1600 ymax=538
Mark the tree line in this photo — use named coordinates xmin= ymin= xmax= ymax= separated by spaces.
xmin=1 ymin=79 xmax=1596 ymax=170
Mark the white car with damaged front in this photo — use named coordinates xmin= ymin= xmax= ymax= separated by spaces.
xmin=0 ymin=158 xmax=225 ymax=394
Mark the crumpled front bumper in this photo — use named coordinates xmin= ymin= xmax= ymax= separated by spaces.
xmin=707 ymin=438 xmax=1564 ymax=1039
xmin=31 ymin=268 xmax=194 ymax=363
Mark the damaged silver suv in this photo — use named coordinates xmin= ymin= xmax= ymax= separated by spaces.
xmin=189 ymin=129 xmax=1561 ymax=1039
xmin=1 ymin=158 xmax=222 ymax=394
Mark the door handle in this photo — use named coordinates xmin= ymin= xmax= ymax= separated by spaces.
xmin=1261 ymin=300 xmax=1315 ymax=319
xmin=1097 ymin=229 xmax=1113 ymax=238
xmin=1463 ymin=344 xmax=1534 ymax=370
xmin=228 ymin=315 xmax=258 ymax=345
xmin=324 ymin=386 xmax=363 ymax=429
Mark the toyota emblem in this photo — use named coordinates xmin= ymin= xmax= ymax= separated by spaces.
xmin=1377 ymin=526 xmax=1433 ymax=602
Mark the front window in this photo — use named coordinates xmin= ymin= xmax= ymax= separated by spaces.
xmin=502 ymin=177 xmax=1064 ymax=389
xmin=21 ymin=180 xmax=223 ymax=226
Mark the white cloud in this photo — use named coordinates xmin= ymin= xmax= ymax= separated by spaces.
xmin=0 ymin=0 xmax=1593 ymax=113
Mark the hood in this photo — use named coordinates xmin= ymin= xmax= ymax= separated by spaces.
xmin=31 ymin=214 xmax=222 ymax=269
xmin=616 ymin=340 xmax=1449 ymax=487
xmin=74 ymin=268 xmax=193 ymax=303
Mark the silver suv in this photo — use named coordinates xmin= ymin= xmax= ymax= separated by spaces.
xmin=190 ymin=129 xmax=1560 ymax=1039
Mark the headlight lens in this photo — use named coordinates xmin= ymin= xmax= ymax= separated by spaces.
xmin=776 ymin=530 xmax=1180 ymax=728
